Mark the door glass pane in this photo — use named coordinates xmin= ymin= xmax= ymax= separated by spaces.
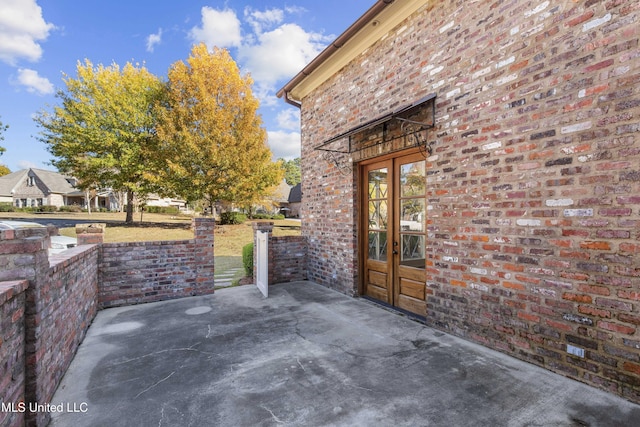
xmin=368 ymin=231 xmax=387 ymax=261
xmin=400 ymin=162 xmax=425 ymax=196
xmin=401 ymin=234 xmax=425 ymax=267
xmin=369 ymin=200 xmax=388 ymax=230
xmin=400 ymin=199 xmax=425 ymax=232
xmin=368 ymin=168 xmax=388 ymax=199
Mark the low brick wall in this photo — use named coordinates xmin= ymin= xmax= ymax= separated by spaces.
xmin=0 ymin=218 xmax=216 ymax=426
xmin=98 ymin=218 xmax=215 ymax=308
xmin=37 ymin=246 xmax=99 ymax=414
xmin=252 ymin=222 xmax=307 ymax=285
xmin=270 ymin=236 xmax=308 ymax=284
xmin=0 ymin=280 xmax=28 ymax=427
xmin=0 ymin=227 xmax=99 ymax=427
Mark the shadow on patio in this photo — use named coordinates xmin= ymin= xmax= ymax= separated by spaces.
xmin=50 ymin=281 xmax=639 ymax=427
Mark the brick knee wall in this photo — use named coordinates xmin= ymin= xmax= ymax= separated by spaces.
xmin=252 ymin=222 xmax=308 ymax=285
xmin=297 ymin=0 xmax=640 ymax=403
xmin=98 ymin=218 xmax=215 ymax=308
xmin=0 ymin=227 xmax=100 ymax=427
xmin=0 ymin=281 xmax=28 ymax=427
xmin=270 ymin=236 xmax=307 ymax=284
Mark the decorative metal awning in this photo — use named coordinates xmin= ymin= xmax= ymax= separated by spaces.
xmin=314 ymin=93 xmax=436 ymax=161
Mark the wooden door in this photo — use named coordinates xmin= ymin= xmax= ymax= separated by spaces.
xmin=362 ymin=152 xmax=427 ymax=316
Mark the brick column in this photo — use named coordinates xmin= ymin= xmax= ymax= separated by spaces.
xmin=193 ymin=218 xmax=215 ymax=294
xmin=252 ymin=221 xmax=273 ymax=282
xmin=0 ymin=227 xmax=51 ymax=427
xmin=75 ymin=223 xmax=105 ymax=245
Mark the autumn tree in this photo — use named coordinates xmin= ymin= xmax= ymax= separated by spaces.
xmin=35 ymin=60 xmax=164 ymax=223
xmin=153 ymin=44 xmax=282 ymax=211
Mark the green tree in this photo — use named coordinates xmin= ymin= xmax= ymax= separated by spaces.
xmin=154 ymin=44 xmax=282 ymax=210
xmin=35 ymin=60 xmax=164 ymax=223
xmin=279 ymin=157 xmax=301 ymax=186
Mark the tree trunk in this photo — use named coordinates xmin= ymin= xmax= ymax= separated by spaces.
xmin=125 ymin=189 xmax=134 ymax=223
xmin=85 ymin=191 xmax=92 ymax=215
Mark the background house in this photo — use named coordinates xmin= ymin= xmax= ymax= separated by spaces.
xmin=0 ymin=168 xmax=187 ymax=211
xmin=287 ymin=183 xmax=302 ymax=218
xmin=279 ymin=0 xmax=640 ymax=404
xmin=0 ymin=168 xmax=78 ymax=208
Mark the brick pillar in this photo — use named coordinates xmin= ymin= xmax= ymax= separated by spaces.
xmin=75 ymin=223 xmax=105 ymax=245
xmin=252 ymin=221 xmax=273 ymax=282
xmin=0 ymin=280 xmax=28 ymax=427
xmin=0 ymin=227 xmax=51 ymax=427
xmin=193 ymin=218 xmax=215 ymax=294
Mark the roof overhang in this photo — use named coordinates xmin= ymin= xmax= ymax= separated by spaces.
xmin=276 ymin=0 xmax=430 ymax=106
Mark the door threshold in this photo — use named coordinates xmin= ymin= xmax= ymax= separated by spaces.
xmin=361 ymin=296 xmax=426 ymax=323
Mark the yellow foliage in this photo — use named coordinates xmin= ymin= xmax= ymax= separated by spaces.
xmin=154 ymin=44 xmax=282 ymax=205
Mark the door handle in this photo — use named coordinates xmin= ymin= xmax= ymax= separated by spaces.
xmin=392 ymin=250 xmax=398 ymax=255
xmin=393 ymin=241 xmax=398 ymax=255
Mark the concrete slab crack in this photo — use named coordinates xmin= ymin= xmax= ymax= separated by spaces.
xmin=111 ymin=342 xmax=218 ymax=366
xmin=260 ymin=405 xmax=286 ymax=424
xmin=136 ymin=371 xmax=175 ymax=398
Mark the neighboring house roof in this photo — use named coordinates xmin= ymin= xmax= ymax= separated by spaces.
xmin=0 ymin=169 xmax=28 ymax=196
xmin=32 ymin=168 xmax=77 ymax=194
xmin=277 ymin=0 xmax=425 ymax=104
xmin=288 ymin=183 xmax=302 ymax=203
xmin=271 ymin=179 xmax=292 ymax=204
xmin=0 ymin=168 xmax=77 ymax=196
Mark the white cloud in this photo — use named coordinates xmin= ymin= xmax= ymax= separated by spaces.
xmin=18 ymin=159 xmax=38 ymax=169
xmin=146 ymin=28 xmax=162 ymax=52
xmin=267 ymin=130 xmax=301 ymax=160
xmin=188 ymin=7 xmax=328 ymax=92
xmin=0 ymin=0 xmax=55 ymax=65
xmin=276 ymin=109 xmax=300 ymax=131
xmin=244 ymin=7 xmax=283 ymax=34
xmin=239 ymin=23 xmax=328 ymax=88
xmin=16 ymin=68 xmax=53 ymax=95
xmin=188 ymin=7 xmax=241 ymax=49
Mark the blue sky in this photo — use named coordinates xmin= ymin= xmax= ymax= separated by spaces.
xmin=0 ymin=0 xmax=373 ymax=172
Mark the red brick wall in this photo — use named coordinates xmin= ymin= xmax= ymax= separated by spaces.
xmin=98 ymin=218 xmax=215 ymax=308
xmin=40 ymin=246 xmax=99 ymax=408
xmin=0 ymin=219 xmax=216 ymax=425
xmin=0 ymin=228 xmax=99 ymax=427
xmin=252 ymin=222 xmax=308 ymax=285
xmin=0 ymin=280 xmax=28 ymax=427
xmin=299 ymin=0 xmax=640 ymax=402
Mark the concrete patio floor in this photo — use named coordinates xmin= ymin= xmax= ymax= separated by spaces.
xmin=50 ymin=281 xmax=640 ymax=426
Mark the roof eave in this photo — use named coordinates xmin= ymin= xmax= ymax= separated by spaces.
xmin=277 ymin=0 xmax=430 ymax=106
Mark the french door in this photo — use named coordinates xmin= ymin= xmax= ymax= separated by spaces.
xmin=361 ymin=151 xmax=427 ymax=316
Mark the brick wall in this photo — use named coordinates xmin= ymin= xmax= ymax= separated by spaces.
xmin=98 ymin=218 xmax=215 ymax=308
xmin=0 ymin=218 xmax=216 ymax=425
xmin=38 ymin=246 xmax=99 ymax=415
xmin=252 ymin=222 xmax=308 ymax=285
xmin=0 ymin=227 xmax=99 ymax=426
xmin=0 ymin=280 xmax=28 ymax=427
xmin=299 ymin=0 xmax=639 ymax=403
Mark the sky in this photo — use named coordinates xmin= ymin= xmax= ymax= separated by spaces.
xmin=0 ymin=0 xmax=374 ymax=173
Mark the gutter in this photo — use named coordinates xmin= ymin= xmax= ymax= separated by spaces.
xmin=277 ymin=0 xmax=396 ymax=108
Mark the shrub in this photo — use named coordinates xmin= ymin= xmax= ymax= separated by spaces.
xmin=0 ymin=202 xmax=14 ymax=212
xmin=250 ymin=213 xmax=285 ymax=220
xmin=144 ymin=205 xmax=180 ymax=215
xmin=37 ymin=205 xmax=58 ymax=213
xmin=220 ymin=212 xmax=247 ymax=225
xmin=59 ymin=205 xmax=82 ymax=213
xmin=242 ymin=243 xmax=254 ymax=277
